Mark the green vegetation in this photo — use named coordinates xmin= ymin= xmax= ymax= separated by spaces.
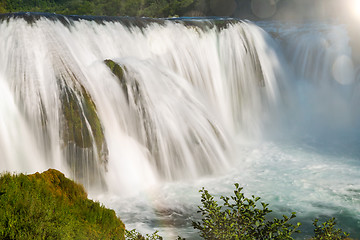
xmin=126 ymin=184 xmax=351 ymax=240
xmin=104 ymin=59 xmax=128 ymax=102
xmin=0 ymin=0 xmax=252 ymax=17
xmin=105 ymin=60 xmax=124 ymax=81
xmin=0 ymin=169 xmax=125 ymax=239
xmin=60 ymin=75 xmax=108 ymax=186
xmin=312 ymin=218 xmax=350 ymax=240
xmin=0 ymin=170 xmax=351 ymax=240
xmin=2 ymin=0 xmax=301 ymax=19
xmin=193 ymin=183 xmax=301 ymax=239
xmin=125 ymin=229 xmax=187 ymax=240
xmin=125 ymin=229 xmax=165 ymax=240
xmin=0 ymin=0 xmax=198 ymax=17
xmin=61 ymin=82 xmax=106 ymax=157
xmin=192 ymin=184 xmax=351 ymax=240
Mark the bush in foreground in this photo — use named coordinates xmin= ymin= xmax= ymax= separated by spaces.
xmin=193 ymin=183 xmax=301 ymax=239
xmin=192 ymin=184 xmax=350 ymax=240
xmin=0 ymin=169 xmax=125 ymax=240
xmin=312 ymin=218 xmax=350 ymax=240
xmin=126 ymin=184 xmax=351 ymax=240
xmin=0 ymin=169 xmax=350 ymax=240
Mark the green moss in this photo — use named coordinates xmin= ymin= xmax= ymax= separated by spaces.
xmin=0 ymin=169 xmax=125 ymax=240
xmin=104 ymin=59 xmax=129 ymax=103
xmin=82 ymin=86 xmax=106 ymax=161
xmin=0 ymin=3 xmax=6 ymax=14
xmin=58 ymin=71 xmax=108 ymax=187
xmin=62 ymin=84 xmax=87 ymax=147
xmin=60 ymin=76 xmax=107 ymax=164
xmin=104 ymin=60 xmax=124 ymax=80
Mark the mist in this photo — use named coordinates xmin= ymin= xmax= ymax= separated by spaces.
xmin=191 ymin=0 xmax=353 ymax=22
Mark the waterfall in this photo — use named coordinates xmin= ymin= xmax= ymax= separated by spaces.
xmin=1 ymin=13 xmax=360 ymax=238
xmin=0 ymin=14 xmax=284 ymax=192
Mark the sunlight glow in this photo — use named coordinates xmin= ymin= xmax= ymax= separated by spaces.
xmin=351 ymin=0 xmax=360 ymax=19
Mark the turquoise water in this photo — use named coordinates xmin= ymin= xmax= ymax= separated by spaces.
xmin=101 ymin=135 xmax=360 ymax=239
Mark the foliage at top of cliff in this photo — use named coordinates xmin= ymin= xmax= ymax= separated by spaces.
xmin=0 ymin=0 xmax=196 ymax=17
xmin=0 ymin=0 xmax=283 ymax=19
xmin=0 ymin=169 xmax=125 ymax=240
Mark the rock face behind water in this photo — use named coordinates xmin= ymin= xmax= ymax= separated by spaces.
xmin=58 ymin=72 xmax=108 ymax=189
xmin=0 ymin=169 xmax=125 ymax=240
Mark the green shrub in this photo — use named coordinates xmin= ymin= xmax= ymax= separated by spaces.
xmin=125 ymin=229 xmax=186 ymax=240
xmin=2 ymin=170 xmax=352 ymax=240
xmin=312 ymin=218 xmax=349 ymax=240
xmin=125 ymin=184 xmax=353 ymax=240
xmin=0 ymin=169 xmax=125 ymax=240
xmin=192 ymin=183 xmax=301 ymax=240
xmin=126 ymin=229 xmax=164 ymax=240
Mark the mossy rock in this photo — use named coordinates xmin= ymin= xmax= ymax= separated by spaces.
xmin=61 ymin=83 xmax=106 ymax=157
xmin=0 ymin=169 xmax=125 ymax=240
xmin=58 ymin=71 xmax=108 ymax=188
xmin=104 ymin=59 xmax=129 ymax=103
xmin=104 ymin=59 xmax=124 ymax=80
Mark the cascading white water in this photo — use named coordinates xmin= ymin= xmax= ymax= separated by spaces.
xmin=0 ymin=15 xmax=281 ymax=190
xmin=0 ymin=14 xmax=359 ymax=238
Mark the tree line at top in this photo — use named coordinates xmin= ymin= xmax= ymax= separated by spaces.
xmin=0 ymin=0 xmax=290 ymax=19
xmin=0 ymin=0 xmax=342 ymax=21
xmin=0 ymin=0 xmax=230 ymax=17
